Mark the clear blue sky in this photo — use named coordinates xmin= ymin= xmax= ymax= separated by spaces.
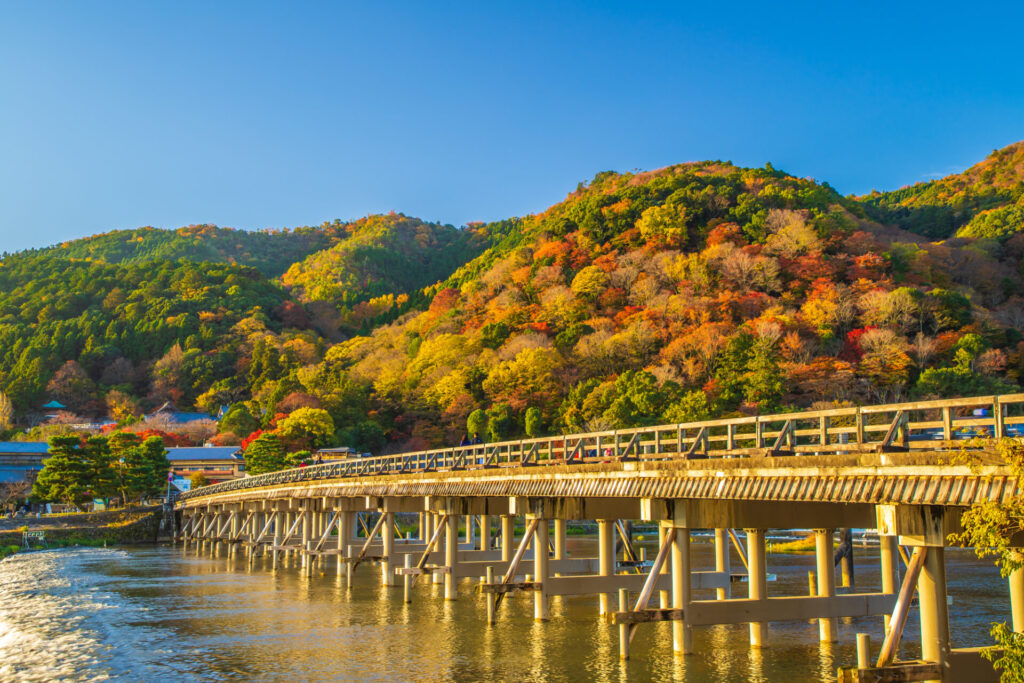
xmin=2 ymin=2 xmax=1022 ymax=252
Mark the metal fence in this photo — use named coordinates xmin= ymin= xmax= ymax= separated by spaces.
xmin=180 ymin=392 xmax=1024 ymax=501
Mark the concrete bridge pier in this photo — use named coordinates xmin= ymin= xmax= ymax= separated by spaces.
xmin=500 ymin=515 xmax=513 ymax=561
xmin=433 ymin=513 xmax=446 ymax=585
xmin=1011 ymin=567 xmax=1024 ymax=633
xmin=714 ymin=528 xmax=730 ymax=600
xmin=445 ymin=514 xmax=458 ymax=600
xmin=880 ymin=531 xmax=898 ymax=634
xmin=533 ymin=515 xmax=550 ymax=621
xmin=815 ymin=528 xmax=837 ymax=642
xmin=337 ymin=510 xmax=352 ymax=573
xmin=597 ymin=519 xmax=614 ymax=615
xmin=746 ymin=528 xmax=768 ymax=648
xmin=382 ymin=512 xmax=396 ymax=586
xmin=300 ymin=504 xmax=311 ymax=570
xmin=672 ymin=525 xmax=693 ymax=655
xmin=919 ymin=546 xmax=950 ymax=682
xmin=480 ymin=514 xmax=492 ymax=551
xmin=273 ymin=509 xmax=283 ymax=570
xmin=658 ymin=525 xmax=671 ymax=608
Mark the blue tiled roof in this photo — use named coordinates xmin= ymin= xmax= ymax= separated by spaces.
xmin=0 ymin=442 xmax=51 ymax=454
xmin=147 ymin=412 xmax=214 ymax=423
xmin=166 ymin=447 xmax=241 ymax=461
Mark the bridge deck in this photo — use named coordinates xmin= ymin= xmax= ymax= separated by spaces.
xmin=178 ymin=450 xmax=1016 ymax=510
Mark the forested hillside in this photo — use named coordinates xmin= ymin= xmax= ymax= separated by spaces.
xmin=859 ymin=141 xmax=1024 ymax=240
xmin=1 ymin=144 xmax=1022 ymax=456
xmin=26 ymin=224 xmax=348 ymax=277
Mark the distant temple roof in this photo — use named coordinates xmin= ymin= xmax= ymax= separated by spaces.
xmin=0 ymin=442 xmax=51 ymax=454
xmin=148 ymin=401 xmax=214 ymax=424
xmin=41 ymin=400 xmax=66 ymax=409
xmin=165 ymin=446 xmax=241 ymax=461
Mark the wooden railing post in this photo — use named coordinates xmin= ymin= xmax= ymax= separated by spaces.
xmin=995 ymin=396 xmax=1005 ymax=439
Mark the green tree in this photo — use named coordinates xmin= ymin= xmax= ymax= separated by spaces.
xmin=140 ymin=437 xmax=170 ymax=498
xmin=486 ymin=403 xmax=516 ymax=442
xmin=524 ymin=407 xmax=544 ymax=438
xmin=286 ymin=450 xmax=314 ymax=467
xmin=636 ymin=202 xmax=688 ymax=247
xmin=0 ymin=390 xmax=13 ymax=430
xmin=664 ymin=390 xmax=712 ymax=423
xmin=570 ymin=266 xmax=609 ymax=301
xmin=219 ymin=403 xmax=258 ymax=439
xmin=275 ymin=407 xmax=335 ymax=451
xmin=82 ymin=436 xmax=117 ymax=503
xmin=32 ymin=436 xmax=89 ymax=509
xmin=109 ymin=431 xmax=147 ymax=505
xmin=334 ymin=420 xmax=385 ymax=454
xmin=744 ymin=338 xmax=784 ymax=411
xmin=467 ymin=409 xmax=487 ymax=441
xmin=244 ymin=433 xmax=288 ymax=475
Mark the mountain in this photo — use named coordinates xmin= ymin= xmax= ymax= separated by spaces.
xmin=26 ymin=223 xmax=349 ymax=277
xmin=1 ymin=145 xmax=1021 ymax=454
xmin=857 ymin=141 xmax=1024 ymax=240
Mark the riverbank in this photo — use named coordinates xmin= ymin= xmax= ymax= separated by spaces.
xmin=0 ymin=506 xmax=164 ymax=562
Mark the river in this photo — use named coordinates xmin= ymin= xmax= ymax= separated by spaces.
xmin=0 ymin=538 xmax=1011 ymax=681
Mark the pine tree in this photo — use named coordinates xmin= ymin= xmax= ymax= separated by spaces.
xmin=141 ymin=437 xmax=169 ymax=498
xmin=109 ymin=431 xmax=145 ymax=505
xmin=32 ymin=436 xmax=89 ymax=509
xmin=244 ymin=432 xmax=287 ymax=475
xmin=82 ymin=436 xmax=117 ymax=503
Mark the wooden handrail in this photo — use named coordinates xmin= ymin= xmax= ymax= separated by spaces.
xmin=179 ymin=392 xmax=1024 ymax=501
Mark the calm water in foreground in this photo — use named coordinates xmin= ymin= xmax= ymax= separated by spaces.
xmin=0 ymin=538 xmax=1012 ymax=682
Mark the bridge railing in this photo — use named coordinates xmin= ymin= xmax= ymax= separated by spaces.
xmin=180 ymin=392 xmax=1024 ymax=501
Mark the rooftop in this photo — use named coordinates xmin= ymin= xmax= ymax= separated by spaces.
xmin=0 ymin=442 xmax=51 ymax=454
xmin=166 ymin=446 xmax=241 ymax=461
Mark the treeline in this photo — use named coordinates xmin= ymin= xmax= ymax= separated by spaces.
xmin=32 ymin=433 xmax=170 ymax=509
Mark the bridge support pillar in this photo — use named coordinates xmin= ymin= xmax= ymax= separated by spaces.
xmin=658 ymin=525 xmax=670 ymax=608
xmin=433 ymin=514 xmax=445 ymax=585
xmin=445 ymin=514 xmax=459 ymax=600
xmin=273 ymin=510 xmax=283 ymax=570
xmin=500 ymin=515 xmax=513 ymax=562
xmin=746 ymin=528 xmax=768 ymax=648
xmin=337 ymin=510 xmax=352 ymax=573
xmin=815 ymin=528 xmax=837 ymax=642
xmin=919 ymin=545 xmax=950 ymax=677
xmin=598 ymin=519 xmax=614 ymax=615
xmin=534 ymin=518 xmax=550 ymax=621
xmin=480 ymin=514 xmax=492 ymax=551
xmin=465 ymin=514 xmax=475 ymax=546
xmin=715 ymin=528 xmax=731 ymax=600
xmin=553 ymin=519 xmax=565 ymax=561
xmin=672 ymin=525 xmax=693 ymax=655
xmin=301 ymin=506 xmax=311 ymax=570
xmin=1011 ymin=566 xmax=1024 ymax=633
xmin=382 ymin=512 xmax=395 ymax=586
xmin=879 ymin=532 xmax=898 ymax=634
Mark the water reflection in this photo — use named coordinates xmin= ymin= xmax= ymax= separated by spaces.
xmin=0 ymin=540 xmax=1011 ymax=681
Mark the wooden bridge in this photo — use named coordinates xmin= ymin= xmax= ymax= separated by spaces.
xmin=177 ymin=393 xmax=1024 ymax=682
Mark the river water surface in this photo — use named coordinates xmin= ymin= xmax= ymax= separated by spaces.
xmin=0 ymin=539 xmax=1011 ymax=682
